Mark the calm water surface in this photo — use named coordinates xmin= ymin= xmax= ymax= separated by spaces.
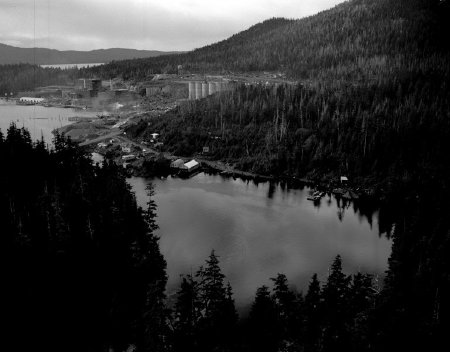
xmin=0 ymin=103 xmax=392 ymax=310
xmin=129 ymin=174 xmax=392 ymax=309
xmin=0 ymin=102 xmax=98 ymax=142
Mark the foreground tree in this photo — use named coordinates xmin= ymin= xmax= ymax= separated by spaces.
xmin=1 ymin=125 xmax=167 ymax=352
xmin=173 ymin=251 xmax=237 ymax=352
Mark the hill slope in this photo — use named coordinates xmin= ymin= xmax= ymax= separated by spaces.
xmin=89 ymin=0 xmax=450 ymax=80
xmin=0 ymin=43 xmax=179 ymax=65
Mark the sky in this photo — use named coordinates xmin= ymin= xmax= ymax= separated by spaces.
xmin=0 ymin=0 xmax=346 ymax=52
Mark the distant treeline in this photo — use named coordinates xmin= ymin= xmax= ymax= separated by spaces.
xmin=0 ymin=64 xmax=82 ymax=95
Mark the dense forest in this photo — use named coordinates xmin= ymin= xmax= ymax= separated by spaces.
xmin=0 ymin=63 xmax=81 ymax=95
xmin=1 ymin=126 xmax=167 ymax=352
xmin=125 ymin=0 xmax=450 ymax=193
xmin=128 ymin=77 xmax=450 ymax=193
xmin=88 ymin=0 xmax=450 ymax=81
xmin=2 ymin=0 xmax=450 ymax=351
xmin=2 ymin=125 xmax=448 ymax=352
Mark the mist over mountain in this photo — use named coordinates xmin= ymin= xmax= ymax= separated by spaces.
xmin=0 ymin=43 xmax=179 ymax=65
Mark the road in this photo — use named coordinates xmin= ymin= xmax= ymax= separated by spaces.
xmin=78 ymin=130 xmax=122 ymax=146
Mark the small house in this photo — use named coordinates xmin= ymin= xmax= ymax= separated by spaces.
xmin=171 ymin=159 xmax=185 ymax=169
xmin=122 ymin=154 xmax=136 ymax=161
xmin=340 ymin=176 xmax=349 ymax=184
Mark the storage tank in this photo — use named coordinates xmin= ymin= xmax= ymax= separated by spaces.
xmin=215 ymin=82 xmax=222 ymax=94
xmin=221 ymin=82 xmax=228 ymax=92
xmin=202 ymin=82 xmax=208 ymax=98
xmin=195 ymin=82 xmax=202 ymax=100
xmin=188 ymin=82 xmax=195 ymax=100
xmin=208 ymin=82 xmax=216 ymax=95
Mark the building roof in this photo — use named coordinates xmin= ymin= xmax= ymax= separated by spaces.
xmin=184 ymin=160 xmax=199 ymax=169
xmin=19 ymin=97 xmax=45 ymax=102
xmin=171 ymin=159 xmax=185 ymax=168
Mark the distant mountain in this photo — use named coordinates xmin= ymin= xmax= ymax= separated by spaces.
xmin=89 ymin=0 xmax=450 ymax=80
xmin=0 ymin=43 xmax=179 ymax=65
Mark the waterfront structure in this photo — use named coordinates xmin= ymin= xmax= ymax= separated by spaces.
xmin=183 ymin=160 xmax=200 ymax=172
xmin=18 ymin=97 xmax=45 ymax=104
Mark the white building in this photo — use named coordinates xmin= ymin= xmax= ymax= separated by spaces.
xmin=19 ymin=97 xmax=45 ymax=104
xmin=122 ymin=155 xmax=136 ymax=161
xmin=184 ymin=160 xmax=200 ymax=172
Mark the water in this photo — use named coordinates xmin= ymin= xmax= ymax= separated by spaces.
xmin=0 ymin=102 xmax=98 ymax=142
xmin=129 ymin=173 xmax=392 ymax=310
xmin=0 ymin=103 xmax=392 ymax=310
xmin=40 ymin=63 xmax=104 ymax=70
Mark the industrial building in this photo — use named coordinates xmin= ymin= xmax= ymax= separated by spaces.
xmin=187 ymin=80 xmax=231 ymax=100
xmin=18 ymin=97 xmax=45 ymax=104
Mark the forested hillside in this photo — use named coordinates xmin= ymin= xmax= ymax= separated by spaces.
xmin=125 ymin=0 xmax=450 ymax=190
xmin=124 ymin=2 xmax=450 ymax=348
xmin=3 ymin=1 xmax=450 ymax=351
xmin=89 ymin=0 xmax=450 ymax=80
xmin=1 ymin=126 xmax=167 ymax=352
xmin=0 ymin=64 xmax=81 ymax=94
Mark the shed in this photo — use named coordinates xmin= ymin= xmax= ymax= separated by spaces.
xmin=122 ymin=154 xmax=136 ymax=161
xmin=171 ymin=159 xmax=185 ymax=169
xmin=340 ymin=176 xmax=349 ymax=183
xmin=184 ymin=160 xmax=200 ymax=172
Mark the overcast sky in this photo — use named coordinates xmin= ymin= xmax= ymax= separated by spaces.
xmin=0 ymin=0 xmax=345 ymax=51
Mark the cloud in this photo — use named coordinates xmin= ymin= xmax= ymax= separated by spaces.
xmin=0 ymin=0 xmax=346 ymax=51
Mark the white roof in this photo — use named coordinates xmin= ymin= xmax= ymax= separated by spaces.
xmin=340 ymin=176 xmax=349 ymax=181
xmin=184 ymin=160 xmax=199 ymax=169
xmin=20 ymin=97 xmax=45 ymax=102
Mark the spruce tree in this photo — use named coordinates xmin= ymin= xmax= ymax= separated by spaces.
xmin=321 ymin=255 xmax=352 ymax=352
xmin=248 ymin=285 xmax=280 ymax=352
xmin=303 ymin=273 xmax=322 ymax=352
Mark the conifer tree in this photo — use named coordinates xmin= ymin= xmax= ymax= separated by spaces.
xmin=248 ymin=285 xmax=280 ymax=352
xmin=303 ymin=274 xmax=322 ymax=352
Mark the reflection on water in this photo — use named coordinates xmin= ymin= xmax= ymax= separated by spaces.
xmin=128 ymin=173 xmax=392 ymax=310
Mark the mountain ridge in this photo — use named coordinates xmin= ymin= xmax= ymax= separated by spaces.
xmin=87 ymin=0 xmax=450 ymax=80
xmin=0 ymin=43 xmax=180 ymax=65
